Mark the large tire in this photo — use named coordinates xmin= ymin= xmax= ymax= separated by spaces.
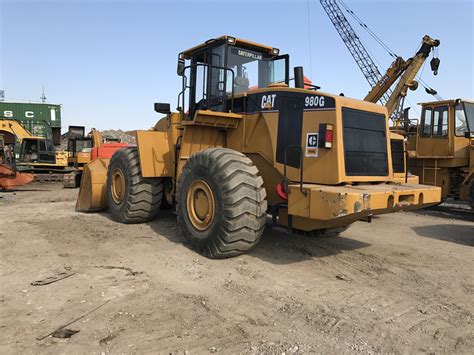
xmin=177 ymin=148 xmax=267 ymax=258
xmin=469 ymin=179 xmax=474 ymax=209
xmin=107 ymin=147 xmax=163 ymax=223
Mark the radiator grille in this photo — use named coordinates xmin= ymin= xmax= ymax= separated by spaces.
xmin=342 ymin=108 xmax=389 ymax=176
xmin=390 ymin=139 xmax=405 ymax=173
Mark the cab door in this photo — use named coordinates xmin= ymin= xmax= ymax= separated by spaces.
xmin=188 ymin=45 xmax=229 ymax=118
xmin=38 ymin=139 xmax=56 ymax=163
xmin=431 ymin=106 xmax=450 ymax=156
xmin=416 ymin=105 xmax=450 ymax=157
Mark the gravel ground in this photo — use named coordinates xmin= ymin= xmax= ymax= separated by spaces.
xmin=0 ymin=183 xmax=473 ymax=354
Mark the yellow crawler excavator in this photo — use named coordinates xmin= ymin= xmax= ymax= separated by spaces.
xmin=0 ymin=118 xmax=68 ymax=180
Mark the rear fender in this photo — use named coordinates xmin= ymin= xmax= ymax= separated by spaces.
xmin=136 ymin=130 xmax=172 ymax=177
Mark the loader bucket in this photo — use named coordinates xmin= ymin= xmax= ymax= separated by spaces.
xmin=75 ymin=158 xmax=110 ymax=212
xmin=0 ymin=164 xmax=35 ymax=190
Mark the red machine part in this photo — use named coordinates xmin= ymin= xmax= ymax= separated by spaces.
xmin=0 ymin=164 xmax=35 ymax=190
xmin=276 ymin=182 xmax=288 ymax=200
xmin=91 ymin=142 xmax=129 ymax=160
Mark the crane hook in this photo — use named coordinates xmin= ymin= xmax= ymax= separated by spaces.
xmin=430 ymin=57 xmax=440 ymax=76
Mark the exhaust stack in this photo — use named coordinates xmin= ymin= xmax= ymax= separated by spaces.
xmin=294 ymin=66 xmax=305 ymax=89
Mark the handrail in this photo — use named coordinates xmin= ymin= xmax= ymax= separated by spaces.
xmin=177 ymin=63 xmax=235 ymax=118
xmin=283 ymin=145 xmax=307 ymax=197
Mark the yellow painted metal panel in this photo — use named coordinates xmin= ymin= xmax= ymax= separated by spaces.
xmin=75 ymin=158 xmax=110 ymax=212
xmin=288 ymin=183 xmax=441 ymax=221
xmin=136 ymin=130 xmax=172 ymax=178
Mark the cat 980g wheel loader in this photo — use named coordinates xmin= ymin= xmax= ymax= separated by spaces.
xmin=76 ymin=36 xmax=441 ymax=258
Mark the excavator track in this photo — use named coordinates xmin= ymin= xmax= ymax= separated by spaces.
xmin=34 ymin=174 xmax=65 ymax=183
xmin=63 ymin=171 xmax=82 ymax=188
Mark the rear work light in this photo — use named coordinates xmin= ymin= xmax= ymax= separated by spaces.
xmin=319 ymin=123 xmax=334 ymax=148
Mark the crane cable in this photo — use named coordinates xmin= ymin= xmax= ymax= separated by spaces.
xmin=414 ymin=44 xmax=443 ymax=101
xmin=337 ymin=0 xmax=443 ymax=101
xmin=337 ymin=0 xmax=398 ymax=59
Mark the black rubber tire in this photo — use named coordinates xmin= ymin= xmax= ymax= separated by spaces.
xmin=107 ymin=147 xmax=163 ymax=224
xmin=469 ymin=180 xmax=474 ymax=210
xmin=177 ymin=148 xmax=267 ymax=258
xmin=161 ymin=178 xmax=173 ymax=209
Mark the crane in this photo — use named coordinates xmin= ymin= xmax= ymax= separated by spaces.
xmin=319 ymin=0 xmax=392 ymax=105
xmin=319 ymin=0 xmax=440 ymax=122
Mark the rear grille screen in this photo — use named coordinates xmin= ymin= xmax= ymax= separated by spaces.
xmin=390 ymin=139 xmax=405 ymax=173
xmin=342 ymin=108 xmax=389 ymax=176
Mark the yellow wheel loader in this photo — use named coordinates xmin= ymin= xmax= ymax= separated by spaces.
xmin=77 ymin=36 xmax=441 ymax=258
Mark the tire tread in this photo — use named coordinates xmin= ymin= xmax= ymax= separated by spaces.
xmin=177 ymin=148 xmax=267 ymax=258
xmin=107 ymin=147 xmax=163 ymax=224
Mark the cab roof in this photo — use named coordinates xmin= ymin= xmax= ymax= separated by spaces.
xmin=419 ymin=98 xmax=474 ymax=106
xmin=180 ymin=35 xmax=277 ymax=59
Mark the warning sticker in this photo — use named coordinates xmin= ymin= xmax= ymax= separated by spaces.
xmin=305 ymin=133 xmax=319 ymax=157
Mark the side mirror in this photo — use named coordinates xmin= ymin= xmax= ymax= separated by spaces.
xmin=177 ymin=58 xmax=185 ymax=76
xmin=154 ymin=103 xmax=171 ymax=114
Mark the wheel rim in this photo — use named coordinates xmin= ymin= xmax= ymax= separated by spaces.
xmin=111 ymin=168 xmax=126 ymax=204
xmin=186 ymin=179 xmax=215 ymax=231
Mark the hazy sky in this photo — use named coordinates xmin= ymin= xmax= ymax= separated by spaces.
xmin=1 ymin=0 xmax=473 ymax=131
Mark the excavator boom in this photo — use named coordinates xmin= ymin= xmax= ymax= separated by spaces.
xmin=0 ymin=119 xmax=43 ymax=141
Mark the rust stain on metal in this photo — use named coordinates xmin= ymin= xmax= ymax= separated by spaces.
xmin=354 ymin=200 xmax=362 ymax=213
xmin=362 ymin=193 xmax=371 ymax=210
xmin=333 ymin=194 xmax=348 ymax=217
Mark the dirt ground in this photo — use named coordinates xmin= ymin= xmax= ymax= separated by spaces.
xmin=0 ymin=183 xmax=473 ymax=354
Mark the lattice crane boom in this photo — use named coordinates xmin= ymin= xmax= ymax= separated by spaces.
xmin=320 ymin=0 xmax=392 ymax=105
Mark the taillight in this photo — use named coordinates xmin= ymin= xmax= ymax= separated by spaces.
xmin=276 ymin=182 xmax=288 ymax=200
xmin=325 ymin=125 xmax=333 ymax=147
xmin=319 ymin=123 xmax=334 ymax=148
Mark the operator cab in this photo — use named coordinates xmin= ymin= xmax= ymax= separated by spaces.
xmin=19 ymin=138 xmax=56 ymax=164
xmin=175 ymin=35 xmax=289 ymax=118
xmin=419 ymin=99 xmax=474 ymax=139
xmin=68 ymin=137 xmax=92 ymax=158
xmin=410 ymin=99 xmax=474 ymax=158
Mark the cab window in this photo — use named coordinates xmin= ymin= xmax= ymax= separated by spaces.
xmin=432 ymin=106 xmax=448 ymax=137
xmin=455 ymin=104 xmax=467 ymax=136
xmin=39 ymin=140 xmax=47 ymax=152
xmin=421 ymin=108 xmax=432 ymax=137
xmin=226 ymin=47 xmax=288 ymax=94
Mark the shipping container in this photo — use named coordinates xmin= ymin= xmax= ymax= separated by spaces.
xmin=0 ymin=101 xmax=62 ymax=144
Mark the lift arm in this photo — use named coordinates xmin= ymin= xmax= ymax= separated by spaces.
xmin=89 ymin=128 xmax=104 ymax=148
